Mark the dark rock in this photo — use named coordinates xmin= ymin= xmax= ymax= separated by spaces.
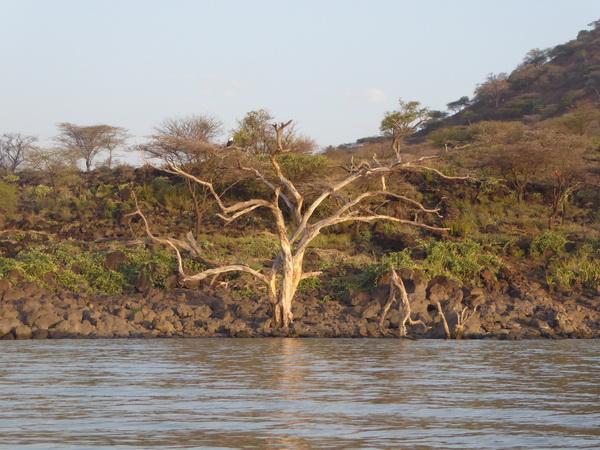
xmin=427 ymin=276 xmax=463 ymax=305
xmin=165 ymin=275 xmax=179 ymax=289
xmin=361 ymin=301 xmax=381 ymax=320
xmin=342 ymin=289 xmax=370 ymax=306
xmin=132 ymin=273 xmax=151 ymax=292
xmin=0 ymin=278 xmax=12 ymax=296
xmin=3 ymin=287 xmax=26 ymax=302
xmin=105 ymin=251 xmax=127 ymax=271
xmin=0 ymin=318 xmax=23 ymax=337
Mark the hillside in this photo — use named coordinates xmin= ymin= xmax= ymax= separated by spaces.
xmin=439 ymin=19 xmax=600 ymax=127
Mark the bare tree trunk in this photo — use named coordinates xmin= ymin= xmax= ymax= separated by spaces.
xmin=435 ymin=301 xmax=452 ymax=339
xmin=273 ymin=253 xmax=306 ymax=327
xmin=380 ymin=268 xmax=429 ymax=338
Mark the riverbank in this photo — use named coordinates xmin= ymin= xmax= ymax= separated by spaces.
xmin=1 ymin=271 xmax=598 ymax=339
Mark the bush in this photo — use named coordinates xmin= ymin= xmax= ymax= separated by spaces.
xmin=530 ymin=232 xmax=568 ymax=257
xmin=358 ymin=239 xmax=503 ymax=289
xmin=275 ymin=153 xmax=328 ymax=182
xmin=358 ymin=249 xmax=416 ymax=289
xmin=0 ymin=180 xmax=18 ymax=217
xmin=547 ymin=245 xmax=600 ymax=290
xmin=0 ymin=242 xmax=185 ymax=294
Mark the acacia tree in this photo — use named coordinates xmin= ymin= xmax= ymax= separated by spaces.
xmin=477 ymin=122 xmax=549 ymax=203
xmin=143 ymin=115 xmax=224 ymax=164
xmin=142 ymin=115 xmax=226 ymax=234
xmin=137 ymin=120 xmax=452 ymax=328
xmin=26 ymin=146 xmax=79 ymax=194
xmin=558 ymin=101 xmax=600 ymax=136
xmin=232 ymin=109 xmax=316 ymax=155
xmin=446 ymin=96 xmax=471 ymax=114
xmin=55 ymin=123 xmax=128 ymax=171
xmin=380 ymin=99 xmax=430 ymax=161
xmin=474 ymin=73 xmax=510 ymax=108
xmin=540 ymin=129 xmax=590 ymax=229
xmin=0 ymin=133 xmax=37 ymax=173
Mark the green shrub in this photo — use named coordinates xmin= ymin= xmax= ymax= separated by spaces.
xmin=0 ymin=180 xmax=18 ymax=216
xmin=275 ymin=153 xmax=328 ymax=182
xmin=120 ymin=246 xmax=179 ymax=289
xmin=358 ymin=249 xmax=416 ymax=289
xmin=547 ymin=246 xmax=600 ymax=290
xmin=420 ymin=240 xmax=503 ymax=283
xmin=358 ymin=239 xmax=503 ymax=289
xmin=297 ymin=276 xmax=322 ymax=292
xmin=447 ymin=218 xmax=478 ymax=237
xmin=530 ymin=232 xmax=568 ymax=257
xmin=0 ymin=242 xmax=181 ymax=294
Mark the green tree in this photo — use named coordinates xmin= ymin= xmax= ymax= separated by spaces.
xmin=446 ymin=96 xmax=471 ymax=114
xmin=380 ymin=99 xmax=430 ymax=161
xmin=539 ymin=129 xmax=591 ymax=228
xmin=559 ymin=101 xmax=600 ymax=136
xmin=232 ymin=109 xmax=316 ymax=155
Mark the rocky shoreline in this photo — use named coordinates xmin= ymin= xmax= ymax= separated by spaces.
xmin=0 ymin=271 xmax=599 ymax=340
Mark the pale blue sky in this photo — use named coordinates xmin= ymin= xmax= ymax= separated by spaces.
xmin=1 ymin=0 xmax=600 ymax=152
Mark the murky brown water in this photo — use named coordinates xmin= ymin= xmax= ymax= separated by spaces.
xmin=0 ymin=338 xmax=599 ymax=448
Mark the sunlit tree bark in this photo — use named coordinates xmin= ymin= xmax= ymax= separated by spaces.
xmin=137 ymin=120 xmax=454 ymax=328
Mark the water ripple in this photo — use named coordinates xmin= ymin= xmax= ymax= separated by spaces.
xmin=0 ymin=339 xmax=599 ymax=448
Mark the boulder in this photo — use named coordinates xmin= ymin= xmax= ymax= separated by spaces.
xmin=2 ymin=287 xmax=26 ymax=302
xmin=427 ymin=276 xmax=463 ymax=305
xmin=361 ymin=301 xmax=381 ymax=320
xmin=342 ymin=288 xmax=370 ymax=306
xmin=0 ymin=278 xmax=12 ymax=297
xmin=53 ymin=319 xmax=83 ymax=335
xmin=152 ymin=318 xmax=175 ymax=334
xmin=13 ymin=324 xmax=33 ymax=339
xmin=0 ymin=318 xmax=23 ymax=337
xmin=105 ymin=251 xmax=127 ymax=271
xmin=29 ymin=312 xmax=63 ymax=330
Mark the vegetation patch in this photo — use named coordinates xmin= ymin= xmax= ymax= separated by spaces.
xmin=358 ymin=239 xmax=503 ymax=289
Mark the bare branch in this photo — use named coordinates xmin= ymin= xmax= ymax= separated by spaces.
xmin=142 ymin=154 xmax=274 ymax=222
xmin=380 ymin=268 xmax=430 ymax=337
xmin=127 ymin=194 xmax=272 ymax=288
xmin=435 ymin=301 xmax=452 ymax=340
xmin=414 ymin=166 xmax=475 ymax=181
xmin=237 ymin=160 xmax=300 ymax=221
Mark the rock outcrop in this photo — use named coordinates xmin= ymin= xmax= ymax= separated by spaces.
xmin=0 ymin=273 xmax=598 ymax=340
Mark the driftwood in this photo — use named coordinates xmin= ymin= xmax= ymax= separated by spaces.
xmin=379 ymin=268 xmax=430 ymax=338
xmin=435 ymin=301 xmax=478 ymax=340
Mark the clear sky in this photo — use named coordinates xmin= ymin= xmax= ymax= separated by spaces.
xmin=1 ymin=0 xmax=600 ymax=153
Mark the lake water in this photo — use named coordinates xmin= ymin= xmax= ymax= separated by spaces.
xmin=0 ymin=338 xmax=598 ymax=449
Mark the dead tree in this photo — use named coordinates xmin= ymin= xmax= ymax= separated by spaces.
xmin=435 ymin=301 xmax=478 ymax=339
xmin=379 ymin=268 xmax=429 ymax=338
xmin=137 ymin=120 xmax=455 ymax=328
